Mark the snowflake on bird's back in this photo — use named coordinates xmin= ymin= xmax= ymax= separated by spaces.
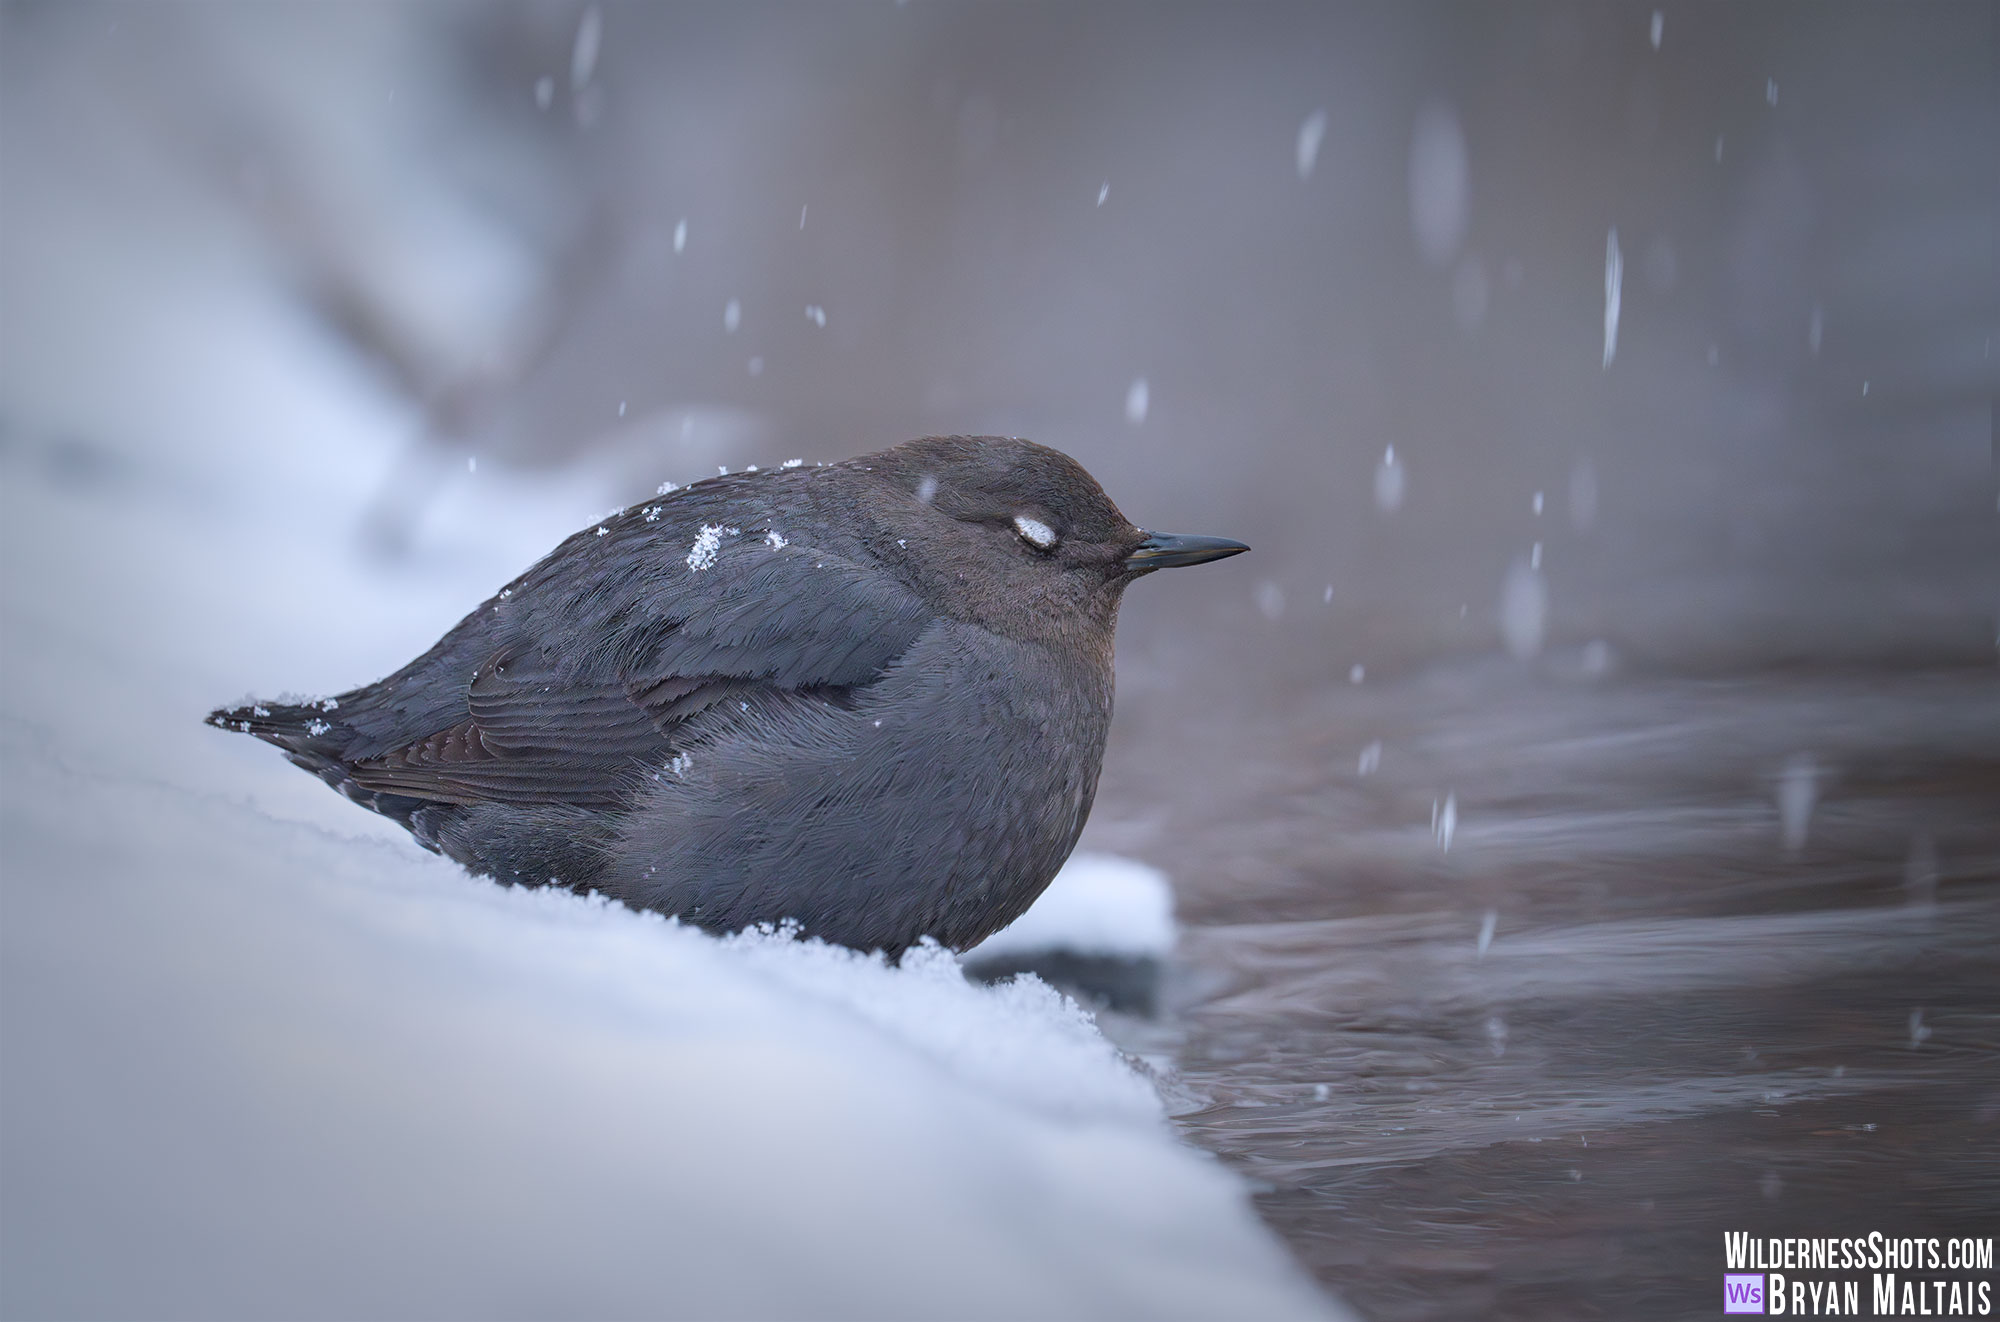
xmin=686 ymin=525 xmax=740 ymax=572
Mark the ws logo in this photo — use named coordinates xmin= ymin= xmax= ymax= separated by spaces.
xmin=1725 ymin=1273 xmax=1767 ymax=1314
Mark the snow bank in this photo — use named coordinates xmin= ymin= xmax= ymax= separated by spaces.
xmin=0 ymin=197 xmax=1337 ymax=1321
xmin=2 ymin=733 xmax=1332 ymax=1320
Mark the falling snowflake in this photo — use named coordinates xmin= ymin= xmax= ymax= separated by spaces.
xmin=1296 ymin=109 xmax=1328 ymax=179
xmin=1433 ymin=793 xmax=1457 ymax=851
xmin=1603 ymin=227 xmax=1623 ymax=368
xmin=1125 ymin=377 xmax=1149 ymax=425
xmin=1374 ymin=445 xmax=1405 ymax=512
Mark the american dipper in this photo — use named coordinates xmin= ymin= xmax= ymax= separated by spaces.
xmin=208 ymin=435 xmax=1246 ymax=954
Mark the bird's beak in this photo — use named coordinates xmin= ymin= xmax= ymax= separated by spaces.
xmin=1122 ymin=531 xmax=1251 ymax=572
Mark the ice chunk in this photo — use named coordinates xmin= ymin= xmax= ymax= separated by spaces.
xmin=966 ymin=852 xmax=1176 ymax=960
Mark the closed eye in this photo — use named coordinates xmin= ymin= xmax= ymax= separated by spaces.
xmin=1012 ymin=514 xmax=1059 ymax=551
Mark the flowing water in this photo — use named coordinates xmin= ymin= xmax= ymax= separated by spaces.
xmin=1091 ymin=662 xmax=2000 ymax=1319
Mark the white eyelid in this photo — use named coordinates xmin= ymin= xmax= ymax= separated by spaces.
xmin=1013 ymin=514 xmax=1059 ymax=549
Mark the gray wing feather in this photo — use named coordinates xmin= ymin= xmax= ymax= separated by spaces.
xmin=337 ymin=534 xmax=932 ymax=809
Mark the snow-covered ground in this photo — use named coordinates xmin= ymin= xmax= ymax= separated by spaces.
xmin=0 ymin=225 xmax=1339 ymax=1322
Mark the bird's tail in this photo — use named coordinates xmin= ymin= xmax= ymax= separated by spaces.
xmin=206 ymin=696 xmax=348 ymax=745
xmin=204 ymin=697 xmax=358 ymax=787
xmin=205 ymin=695 xmax=440 ymax=835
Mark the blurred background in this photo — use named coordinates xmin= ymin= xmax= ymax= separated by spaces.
xmin=6 ymin=1 xmax=1992 ymax=674
xmin=3 ymin=3 xmax=1995 ymax=1320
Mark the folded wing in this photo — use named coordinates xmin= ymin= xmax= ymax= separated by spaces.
xmin=340 ymin=541 xmax=932 ymax=810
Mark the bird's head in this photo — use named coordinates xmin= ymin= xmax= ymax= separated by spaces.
xmin=850 ymin=435 xmax=1248 ymax=646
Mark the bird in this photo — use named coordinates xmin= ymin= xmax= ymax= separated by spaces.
xmin=208 ymin=435 xmax=1247 ymax=955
